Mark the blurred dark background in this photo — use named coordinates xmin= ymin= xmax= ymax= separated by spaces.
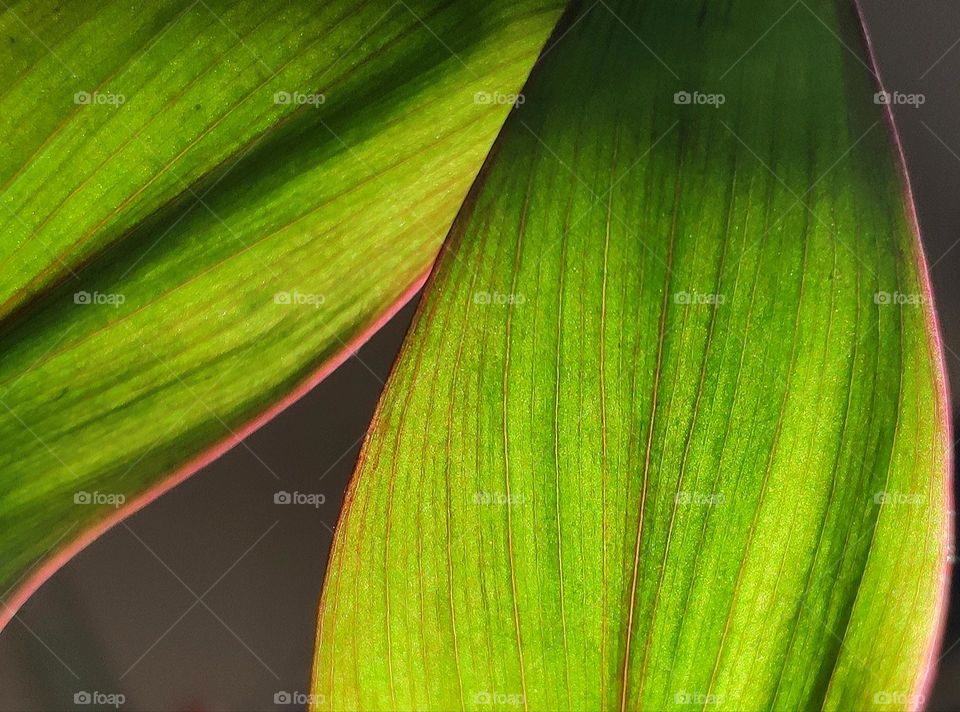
xmin=3 ymin=2 xmax=960 ymax=710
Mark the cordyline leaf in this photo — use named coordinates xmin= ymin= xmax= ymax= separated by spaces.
xmin=312 ymin=1 xmax=951 ymax=710
xmin=0 ymin=0 xmax=565 ymax=628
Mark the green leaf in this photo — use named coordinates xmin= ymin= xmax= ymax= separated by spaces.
xmin=312 ymin=1 xmax=951 ymax=709
xmin=0 ymin=0 xmax=564 ymax=627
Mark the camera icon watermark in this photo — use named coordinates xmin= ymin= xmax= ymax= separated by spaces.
xmin=873 ymin=491 xmax=924 ymax=506
xmin=74 ymin=491 xmax=126 ymax=508
xmin=273 ymin=91 xmax=325 ymax=107
xmin=472 ymin=691 xmax=524 ymax=706
xmin=675 ymin=491 xmax=725 ymax=507
xmin=473 ymin=291 xmax=525 ymax=306
xmin=73 ymin=690 xmax=125 ymax=708
xmin=674 ymin=691 xmax=722 ymax=705
xmin=872 ymin=691 xmax=924 ymax=706
xmin=473 ymin=491 xmax=525 ymax=507
xmin=473 ymin=91 xmax=525 ymax=108
xmin=873 ymin=290 xmax=926 ymax=305
xmin=274 ymin=690 xmax=325 ymax=706
xmin=273 ymin=289 xmax=326 ymax=308
xmin=73 ymin=290 xmax=126 ymax=307
xmin=673 ymin=90 xmax=725 ymax=108
xmin=74 ymin=91 xmax=126 ymax=107
xmin=673 ymin=290 xmax=725 ymax=305
xmin=274 ymin=490 xmax=326 ymax=508
xmin=873 ymin=90 xmax=925 ymax=108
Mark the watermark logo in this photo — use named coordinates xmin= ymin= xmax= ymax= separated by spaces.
xmin=274 ymin=290 xmax=326 ymax=308
xmin=74 ymin=91 xmax=125 ymax=107
xmin=273 ymin=691 xmax=326 ymax=706
xmin=473 ymin=691 xmax=524 ymax=707
xmin=873 ymin=291 xmax=926 ymax=305
xmin=74 ymin=290 xmax=125 ymax=307
xmin=73 ymin=691 xmax=125 ymax=708
xmin=872 ymin=691 xmax=924 ymax=707
xmin=873 ymin=491 xmax=924 ymax=506
xmin=74 ymin=491 xmax=126 ymax=508
xmin=473 ymin=491 xmax=525 ymax=507
xmin=873 ymin=91 xmax=925 ymax=108
xmin=473 ymin=291 xmax=525 ymax=306
xmin=674 ymin=691 xmax=723 ymax=705
xmin=473 ymin=91 xmax=524 ymax=107
xmin=273 ymin=91 xmax=325 ymax=107
xmin=674 ymin=290 xmax=725 ymax=305
xmin=274 ymin=490 xmax=326 ymax=508
xmin=675 ymin=491 xmax=725 ymax=507
xmin=674 ymin=90 xmax=725 ymax=108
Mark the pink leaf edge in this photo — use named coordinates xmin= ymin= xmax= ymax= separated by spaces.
xmin=0 ymin=267 xmax=432 ymax=633
xmin=852 ymin=1 xmax=955 ymax=709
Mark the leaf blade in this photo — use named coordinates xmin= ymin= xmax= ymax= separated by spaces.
xmin=0 ymin=0 xmax=565 ymax=628
xmin=313 ymin=1 xmax=951 ymax=709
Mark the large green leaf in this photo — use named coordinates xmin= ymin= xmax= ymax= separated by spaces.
xmin=0 ymin=0 xmax=564 ymax=627
xmin=312 ymin=1 xmax=950 ymax=709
